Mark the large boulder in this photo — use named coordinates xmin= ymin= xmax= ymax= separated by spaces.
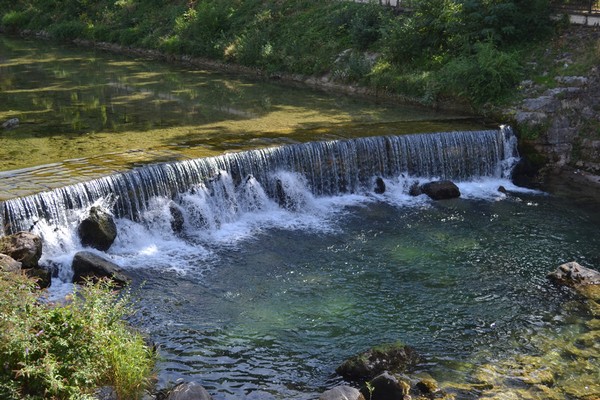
xmin=420 ymin=180 xmax=461 ymax=200
xmin=0 ymin=253 xmax=22 ymax=272
xmin=548 ymin=261 xmax=600 ymax=286
xmin=336 ymin=342 xmax=421 ymax=381
xmin=319 ymin=386 xmax=365 ymax=400
xmin=78 ymin=206 xmax=117 ymax=251
xmin=0 ymin=231 xmax=43 ymax=268
xmin=166 ymin=381 xmax=213 ymax=400
xmin=72 ymin=251 xmax=130 ymax=286
xmin=548 ymin=261 xmax=600 ymax=299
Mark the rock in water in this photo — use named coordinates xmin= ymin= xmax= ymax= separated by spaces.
xmin=361 ymin=372 xmax=410 ymax=400
xmin=72 ymin=251 xmax=130 ymax=286
xmin=169 ymin=202 xmax=185 ymax=234
xmin=420 ymin=180 xmax=461 ymax=200
xmin=548 ymin=261 xmax=600 ymax=300
xmin=166 ymin=381 xmax=213 ymax=400
xmin=548 ymin=261 xmax=600 ymax=287
xmin=374 ymin=177 xmax=386 ymax=194
xmin=0 ymin=231 xmax=43 ymax=268
xmin=1 ymin=118 xmax=19 ymax=129
xmin=408 ymin=181 xmax=422 ymax=196
xmin=78 ymin=206 xmax=117 ymax=251
xmin=336 ymin=342 xmax=420 ymax=381
xmin=319 ymin=386 xmax=365 ymax=400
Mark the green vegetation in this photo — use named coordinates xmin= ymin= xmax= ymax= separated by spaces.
xmin=0 ymin=273 xmax=155 ymax=400
xmin=0 ymin=0 xmax=562 ymax=110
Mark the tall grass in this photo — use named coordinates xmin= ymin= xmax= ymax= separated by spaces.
xmin=0 ymin=273 xmax=155 ymax=400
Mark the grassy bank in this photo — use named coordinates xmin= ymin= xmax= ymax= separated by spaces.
xmin=0 ymin=0 xmax=561 ymax=111
xmin=0 ymin=273 xmax=155 ymax=400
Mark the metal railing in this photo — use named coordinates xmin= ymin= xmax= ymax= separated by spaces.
xmin=354 ymin=0 xmax=417 ymax=10
xmin=552 ymin=0 xmax=600 ymax=15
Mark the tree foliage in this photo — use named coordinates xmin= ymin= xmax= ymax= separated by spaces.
xmin=0 ymin=0 xmax=557 ymax=108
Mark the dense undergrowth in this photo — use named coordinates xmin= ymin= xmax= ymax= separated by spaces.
xmin=0 ymin=273 xmax=155 ymax=400
xmin=0 ymin=0 xmax=561 ymax=110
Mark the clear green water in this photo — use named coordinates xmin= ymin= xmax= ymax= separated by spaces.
xmin=0 ymin=35 xmax=483 ymax=200
xmin=115 ymin=192 xmax=599 ymax=399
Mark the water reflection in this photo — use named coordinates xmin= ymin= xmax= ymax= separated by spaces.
xmin=0 ymin=36 xmax=484 ymax=199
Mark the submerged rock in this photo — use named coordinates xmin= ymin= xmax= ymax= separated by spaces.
xmin=416 ymin=377 xmax=440 ymax=395
xmin=319 ymin=386 xmax=365 ymax=400
xmin=1 ymin=117 xmax=19 ymax=129
xmin=336 ymin=342 xmax=420 ymax=381
xmin=72 ymin=251 xmax=130 ymax=286
xmin=169 ymin=202 xmax=185 ymax=234
xmin=420 ymin=180 xmax=461 ymax=200
xmin=0 ymin=253 xmax=22 ymax=272
xmin=78 ymin=206 xmax=117 ymax=251
xmin=374 ymin=177 xmax=386 ymax=194
xmin=166 ymin=381 xmax=213 ymax=400
xmin=408 ymin=181 xmax=423 ymax=196
xmin=275 ymin=179 xmax=299 ymax=210
xmin=0 ymin=231 xmax=43 ymax=268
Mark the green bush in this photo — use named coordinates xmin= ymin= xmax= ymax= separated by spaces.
xmin=1 ymin=10 xmax=32 ymax=31
xmin=0 ymin=273 xmax=155 ymax=400
xmin=348 ymin=3 xmax=386 ymax=51
xmin=437 ymin=41 xmax=522 ymax=107
xmin=49 ymin=21 xmax=90 ymax=40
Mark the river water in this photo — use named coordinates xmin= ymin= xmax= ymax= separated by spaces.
xmin=0 ymin=36 xmax=481 ymax=200
xmin=1 ymin=36 xmax=599 ymax=399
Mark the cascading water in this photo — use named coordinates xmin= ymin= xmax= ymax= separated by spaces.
xmin=0 ymin=127 xmax=518 ymax=236
xmin=2 ymin=126 xmax=600 ymax=400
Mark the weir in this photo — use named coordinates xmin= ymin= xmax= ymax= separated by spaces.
xmin=0 ymin=127 xmax=517 ymax=236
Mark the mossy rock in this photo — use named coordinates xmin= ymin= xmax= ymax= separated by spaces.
xmin=561 ymin=373 xmax=600 ymax=399
xmin=336 ymin=342 xmax=421 ymax=381
xmin=585 ymin=318 xmax=600 ymax=330
xmin=520 ymin=369 xmax=555 ymax=386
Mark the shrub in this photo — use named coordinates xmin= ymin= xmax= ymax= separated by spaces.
xmin=348 ymin=3 xmax=386 ymax=50
xmin=1 ymin=10 xmax=32 ymax=31
xmin=437 ymin=41 xmax=522 ymax=107
xmin=0 ymin=273 xmax=155 ymax=400
xmin=49 ymin=21 xmax=90 ymax=40
xmin=332 ymin=50 xmax=372 ymax=84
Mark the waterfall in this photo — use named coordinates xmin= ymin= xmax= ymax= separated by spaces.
xmin=0 ymin=127 xmax=518 ymax=236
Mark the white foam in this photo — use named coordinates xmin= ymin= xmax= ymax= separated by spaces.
xmin=457 ymin=178 xmax=544 ymax=201
xmin=35 ymin=170 xmax=546 ymax=293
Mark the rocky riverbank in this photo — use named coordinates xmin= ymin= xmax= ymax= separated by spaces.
xmin=503 ymin=25 xmax=600 ymax=196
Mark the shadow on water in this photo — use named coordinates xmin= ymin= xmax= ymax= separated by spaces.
xmin=0 ymin=35 xmax=487 ymax=199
